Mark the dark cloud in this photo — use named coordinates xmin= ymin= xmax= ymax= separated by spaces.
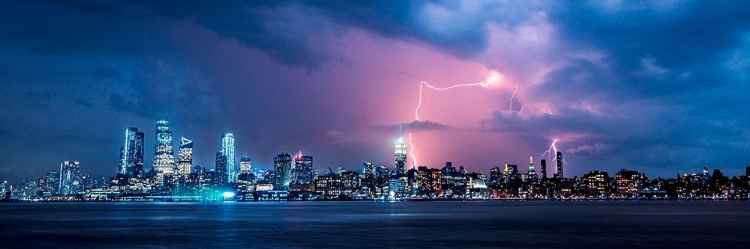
xmin=72 ymin=97 xmax=95 ymax=108
xmin=0 ymin=129 xmax=15 ymax=137
xmin=373 ymin=120 xmax=455 ymax=133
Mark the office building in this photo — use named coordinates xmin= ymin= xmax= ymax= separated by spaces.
xmin=273 ymin=153 xmax=292 ymax=190
xmin=118 ymin=127 xmax=144 ymax=177
xmin=153 ymin=120 xmax=175 ymax=186
xmin=177 ymin=137 xmax=193 ymax=177
xmin=59 ymin=160 xmax=81 ymax=196
xmin=221 ymin=133 xmax=236 ymax=183
xmin=293 ymin=153 xmax=313 ymax=184
xmin=395 ymin=137 xmax=407 ymax=175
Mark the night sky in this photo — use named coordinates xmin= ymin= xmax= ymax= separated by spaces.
xmin=2 ymin=1 xmax=750 ymax=183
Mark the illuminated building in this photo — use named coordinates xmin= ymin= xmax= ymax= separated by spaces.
xmin=541 ymin=159 xmax=547 ymax=179
xmin=415 ymin=166 xmax=442 ymax=197
xmin=363 ymin=161 xmax=375 ymax=190
xmin=240 ymin=156 xmax=252 ymax=174
xmin=293 ymin=153 xmax=313 ymax=184
xmin=527 ymin=156 xmax=537 ymax=182
xmin=214 ymin=151 xmax=228 ymax=185
xmin=118 ymin=127 xmax=144 ymax=177
xmin=555 ymin=152 xmax=563 ymax=179
xmin=177 ymin=137 xmax=193 ymax=177
xmin=221 ymin=133 xmax=236 ymax=183
xmin=273 ymin=153 xmax=292 ymax=190
xmin=616 ymin=169 xmax=644 ymax=196
xmin=59 ymin=160 xmax=81 ymax=196
xmin=153 ymin=120 xmax=175 ymax=186
xmin=40 ymin=170 xmax=60 ymax=196
xmin=394 ymin=137 xmax=407 ymax=175
xmin=580 ymin=170 xmax=611 ymax=197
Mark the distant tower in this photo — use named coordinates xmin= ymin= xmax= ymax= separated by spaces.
xmin=240 ymin=156 xmax=252 ymax=174
xmin=540 ymin=159 xmax=547 ymax=179
xmin=118 ymin=127 xmax=144 ymax=177
xmin=293 ymin=153 xmax=314 ymax=184
xmin=555 ymin=151 xmax=563 ymax=179
xmin=363 ymin=161 xmax=375 ymax=188
xmin=273 ymin=153 xmax=293 ymax=190
xmin=528 ymin=156 xmax=537 ymax=181
xmin=214 ymin=151 xmax=228 ymax=185
xmin=177 ymin=137 xmax=193 ymax=177
xmin=59 ymin=160 xmax=81 ymax=196
xmin=153 ymin=120 xmax=175 ymax=186
xmin=221 ymin=133 xmax=236 ymax=183
xmin=394 ymin=137 xmax=407 ymax=175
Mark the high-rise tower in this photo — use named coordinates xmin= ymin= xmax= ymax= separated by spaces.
xmin=240 ymin=156 xmax=252 ymax=174
xmin=293 ymin=153 xmax=313 ymax=184
xmin=153 ymin=120 xmax=175 ymax=186
xmin=59 ymin=160 xmax=81 ymax=196
xmin=540 ymin=159 xmax=547 ymax=179
xmin=528 ymin=156 xmax=537 ymax=182
xmin=273 ymin=153 xmax=292 ymax=190
xmin=555 ymin=151 xmax=563 ymax=179
xmin=177 ymin=137 xmax=193 ymax=177
xmin=118 ymin=127 xmax=144 ymax=177
xmin=221 ymin=133 xmax=236 ymax=183
xmin=214 ymin=151 xmax=228 ymax=185
xmin=394 ymin=137 xmax=407 ymax=175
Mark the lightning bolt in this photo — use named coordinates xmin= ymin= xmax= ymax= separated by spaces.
xmin=541 ymin=139 xmax=558 ymax=164
xmin=409 ymin=72 xmax=501 ymax=168
xmin=509 ymin=84 xmax=518 ymax=112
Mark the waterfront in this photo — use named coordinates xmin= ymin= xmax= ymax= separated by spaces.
xmin=1 ymin=201 xmax=749 ymax=248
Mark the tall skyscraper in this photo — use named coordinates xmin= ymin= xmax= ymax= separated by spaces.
xmin=153 ymin=120 xmax=175 ymax=186
xmin=528 ymin=156 xmax=537 ymax=181
xmin=214 ymin=151 xmax=228 ymax=185
xmin=363 ymin=161 xmax=375 ymax=189
xmin=394 ymin=137 xmax=407 ymax=175
xmin=541 ymin=159 xmax=547 ymax=179
xmin=555 ymin=151 xmax=563 ymax=179
xmin=221 ymin=133 xmax=236 ymax=183
xmin=118 ymin=127 xmax=144 ymax=177
xmin=59 ymin=160 xmax=81 ymax=196
xmin=240 ymin=156 xmax=252 ymax=174
xmin=293 ymin=153 xmax=313 ymax=184
xmin=273 ymin=153 xmax=292 ymax=190
xmin=177 ymin=137 xmax=193 ymax=177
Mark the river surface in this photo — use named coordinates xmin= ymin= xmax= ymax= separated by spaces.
xmin=1 ymin=201 xmax=749 ymax=248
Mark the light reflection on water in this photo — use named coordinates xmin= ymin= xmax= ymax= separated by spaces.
xmin=1 ymin=201 xmax=749 ymax=248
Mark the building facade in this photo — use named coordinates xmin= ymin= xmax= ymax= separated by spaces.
xmin=153 ymin=120 xmax=175 ymax=186
xmin=221 ymin=133 xmax=236 ymax=183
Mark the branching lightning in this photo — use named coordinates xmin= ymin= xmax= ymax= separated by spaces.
xmin=409 ymin=72 xmax=501 ymax=168
xmin=541 ymin=139 xmax=558 ymax=164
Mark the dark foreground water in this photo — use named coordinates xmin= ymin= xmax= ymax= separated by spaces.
xmin=1 ymin=201 xmax=749 ymax=248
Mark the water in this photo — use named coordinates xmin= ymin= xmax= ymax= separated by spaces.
xmin=1 ymin=201 xmax=749 ymax=248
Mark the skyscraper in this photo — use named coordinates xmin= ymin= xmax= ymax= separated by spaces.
xmin=541 ymin=159 xmax=547 ymax=179
xmin=555 ymin=151 xmax=563 ymax=179
xmin=153 ymin=120 xmax=175 ymax=186
xmin=527 ymin=156 xmax=537 ymax=181
xmin=221 ymin=133 xmax=236 ymax=183
xmin=214 ymin=151 xmax=228 ymax=185
xmin=240 ymin=156 xmax=252 ymax=174
xmin=394 ymin=137 xmax=407 ymax=175
xmin=293 ymin=153 xmax=313 ymax=184
xmin=177 ymin=137 xmax=193 ymax=177
xmin=59 ymin=160 xmax=81 ymax=196
xmin=362 ymin=161 xmax=375 ymax=191
xmin=118 ymin=127 xmax=144 ymax=177
xmin=273 ymin=153 xmax=292 ymax=190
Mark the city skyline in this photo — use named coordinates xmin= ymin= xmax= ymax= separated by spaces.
xmin=2 ymin=1 xmax=750 ymax=183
